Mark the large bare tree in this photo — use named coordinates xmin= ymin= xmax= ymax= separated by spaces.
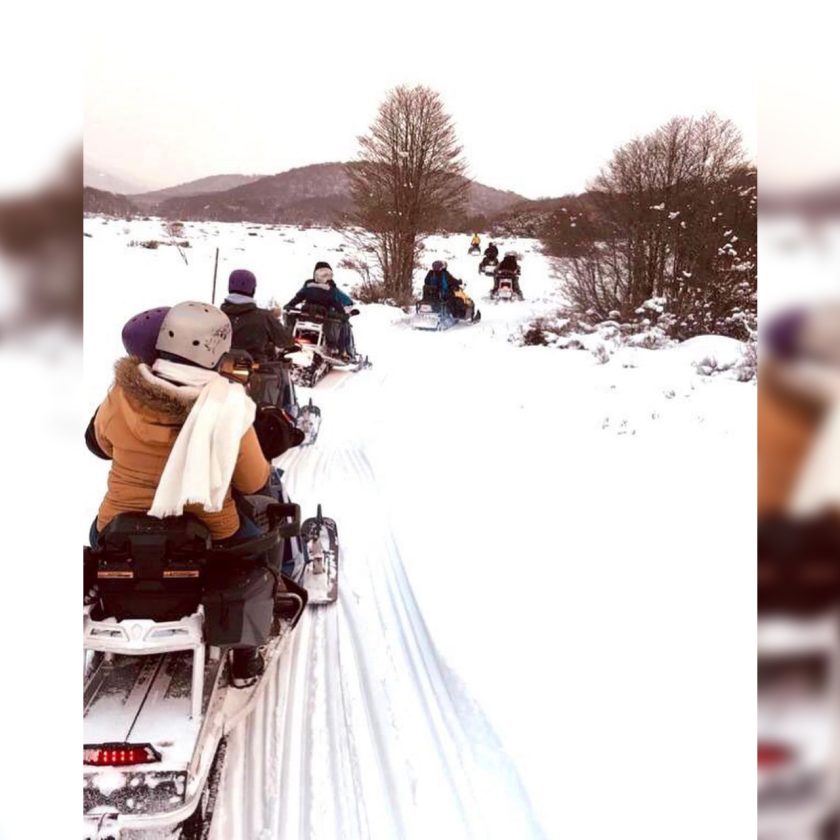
xmin=345 ymin=85 xmax=468 ymax=303
xmin=546 ymin=113 xmax=756 ymax=339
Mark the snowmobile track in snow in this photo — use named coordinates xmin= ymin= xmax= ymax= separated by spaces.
xmin=210 ymin=401 xmax=543 ymax=840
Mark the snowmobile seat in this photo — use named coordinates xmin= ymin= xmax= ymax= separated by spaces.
xmin=86 ymin=513 xmax=213 ymax=622
xmin=758 ymin=515 xmax=840 ymax=614
xmin=86 ymin=504 xmax=300 ymax=633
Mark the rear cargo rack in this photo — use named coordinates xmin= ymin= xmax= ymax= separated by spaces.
xmin=84 ymin=605 xmax=206 ymax=721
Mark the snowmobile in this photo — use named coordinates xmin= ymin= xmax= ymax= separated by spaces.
xmin=285 ymin=305 xmax=370 ymax=388
xmin=411 ymin=283 xmax=481 ymax=331
xmin=490 ymin=270 xmax=523 ymax=302
xmin=83 ymin=500 xmax=308 ymax=840
xmin=412 ymin=284 xmax=455 ymax=331
xmin=468 ymin=243 xmax=481 ymax=255
xmin=479 ymin=257 xmax=499 ymax=276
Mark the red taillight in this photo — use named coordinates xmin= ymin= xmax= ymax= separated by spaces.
xmin=758 ymin=742 xmax=793 ymax=770
xmin=84 ymin=743 xmax=161 ymax=767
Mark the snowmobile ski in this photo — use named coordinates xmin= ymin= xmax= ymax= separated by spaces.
xmin=297 ymin=504 xmax=339 ymax=604
xmin=296 ymin=397 xmax=322 ymax=446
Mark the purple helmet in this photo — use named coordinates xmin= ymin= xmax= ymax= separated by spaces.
xmin=432 ymin=260 xmax=446 ymax=272
xmin=228 ymin=269 xmax=257 ymax=296
xmin=764 ymin=308 xmax=806 ymax=360
xmin=121 ymin=307 xmax=170 ymax=365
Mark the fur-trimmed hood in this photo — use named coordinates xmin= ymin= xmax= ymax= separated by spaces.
xmin=114 ymin=355 xmax=197 ymax=424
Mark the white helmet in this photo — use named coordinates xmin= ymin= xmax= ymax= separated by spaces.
xmin=155 ymin=301 xmax=232 ymax=369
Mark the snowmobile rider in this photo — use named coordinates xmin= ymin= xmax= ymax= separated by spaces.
xmin=221 ymin=269 xmax=297 ymax=362
xmin=285 ymin=262 xmax=354 ymax=359
xmin=492 ymin=251 xmax=523 ymax=297
xmin=88 ymin=301 xmax=276 ymax=685
xmin=423 ymin=260 xmax=479 ymax=321
xmin=470 ymin=233 xmax=481 ymax=252
xmin=326 ymin=277 xmax=359 ymax=356
xmin=479 ymin=242 xmax=499 ymax=271
xmin=423 ymin=259 xmax=453 ymax=299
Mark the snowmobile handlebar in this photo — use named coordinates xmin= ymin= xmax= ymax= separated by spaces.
xmin=202 ymin=502 xmax=301 ymax=559
xmin=218 ymin=349 xmax=300 ymax=385
xmin=213 ymin=502 xmax=301 ymax=552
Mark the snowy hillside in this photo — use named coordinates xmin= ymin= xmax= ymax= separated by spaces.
xmin=83 ymin=219 xmax=755 ymax=839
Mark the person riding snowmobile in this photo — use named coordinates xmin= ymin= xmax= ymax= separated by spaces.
xmin=469 ymin=233 xmax=481 ymax=254
xmin=87 ymin=302 xmax=275 ymax=685
xmin=423 ymin=261 xmax=479 ymax=321
xmin=285 ymin=262 xmax=354 ymax=359
xmin=220 ymin=269 xmax=296 ymax=362
xmin=479 ymin=242 xmax=499 ymax=271
xmin=326 ymin=278 xmax=359 ymax=356
xmin=492 ymin=251 xmax=523 ymax=298
xmin=221 ymin=268 xmax=300 ymax=411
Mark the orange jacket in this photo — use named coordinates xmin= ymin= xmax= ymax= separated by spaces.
xmin=757 ymin=371 xmax=824 ymax=516
xmin=94 ymin=357 xmax=270 ymax=540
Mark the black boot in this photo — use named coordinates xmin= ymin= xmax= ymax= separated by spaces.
xmin=231 ymin=648 xmax=265 ymax=688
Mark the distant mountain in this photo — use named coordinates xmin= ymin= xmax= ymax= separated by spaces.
xmin=489 ymin=193 xmax=601 ymax=238
xmin=156 ymin=163 xmax=350 ymax=224
xmin=83 ymin=187 xmax=140 ymax=216
xmin=82 ymin=161 xmax=532 ymax=228
xmin=154 ymin=162 xmax=526 ymax=226
xmin=762 ymin=180 xmax=840 ymax=217
xmin=83 ymin=162 xmax=148 ymax=196
xmin=131 ymin=174 xmax=264 ymax=209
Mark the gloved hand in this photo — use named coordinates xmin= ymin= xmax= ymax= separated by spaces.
xmin=253 ymin=404 xmax=305 ymax=460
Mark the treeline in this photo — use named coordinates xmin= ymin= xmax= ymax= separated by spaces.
xmin=538 ymin=114 xmax=756 ymax=340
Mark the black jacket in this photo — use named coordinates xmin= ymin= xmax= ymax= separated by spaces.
xmin=220 ymin=299 xmax=296 ymax=361
xmin=285 ymin=281 xmax=346 ymax=316
xmin=484 ymin=245 xmax=499 ymax=260
xmin=497 ymin=255 xmax=520 ymax=274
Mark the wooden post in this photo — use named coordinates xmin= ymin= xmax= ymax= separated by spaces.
xmin=211 ymin=247 xmax=219 ymax=305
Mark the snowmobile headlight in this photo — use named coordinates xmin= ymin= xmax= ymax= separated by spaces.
xmin=84 ymin=743 xmax=162 ymax=767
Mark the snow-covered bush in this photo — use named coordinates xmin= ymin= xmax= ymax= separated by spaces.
xmin=514 ymin=303 xmax=678 ymax=354
xmin=591 ymin=343 xmax=610 ymax=364
xmin=681 ymin=335 xmax=757 ymax=381
xmin=540 ymin=115 xmax=756 ymax=342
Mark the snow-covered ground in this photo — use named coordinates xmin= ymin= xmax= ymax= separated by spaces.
xmin=84 ymin=218 xmax=755 ymax=839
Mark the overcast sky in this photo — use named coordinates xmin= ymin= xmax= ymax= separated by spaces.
xmin=87 ymin=0 xmax=759 ymax=199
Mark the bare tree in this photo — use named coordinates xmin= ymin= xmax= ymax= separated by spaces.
xmin=345 ymin=85 xmax=468 ymax=303
xmin=549 ymin=113 xmax=756 ymax=339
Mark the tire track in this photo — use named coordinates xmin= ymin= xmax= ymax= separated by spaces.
xmin=212 ymin=371 xmax=545 ymax=840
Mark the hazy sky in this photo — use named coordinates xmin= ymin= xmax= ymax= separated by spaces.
xmin=87 ymin=0 xmax=758 ymax=199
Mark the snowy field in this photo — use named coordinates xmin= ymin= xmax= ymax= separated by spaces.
xmin=83 ymin=218 xmax=755 ymax=839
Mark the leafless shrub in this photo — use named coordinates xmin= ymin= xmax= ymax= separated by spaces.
xmin=544 ymin=114 xmax=756 ymax=340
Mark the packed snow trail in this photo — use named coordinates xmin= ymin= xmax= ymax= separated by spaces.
xmin=211 ymin=373 xmax=546 ymax=840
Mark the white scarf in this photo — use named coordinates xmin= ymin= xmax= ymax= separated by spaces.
xmin=143 ymin=359 xmax=256 ymax=519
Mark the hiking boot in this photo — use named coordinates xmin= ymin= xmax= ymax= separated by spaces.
xmin=230 ymin=648 xmax=264 ymax=688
